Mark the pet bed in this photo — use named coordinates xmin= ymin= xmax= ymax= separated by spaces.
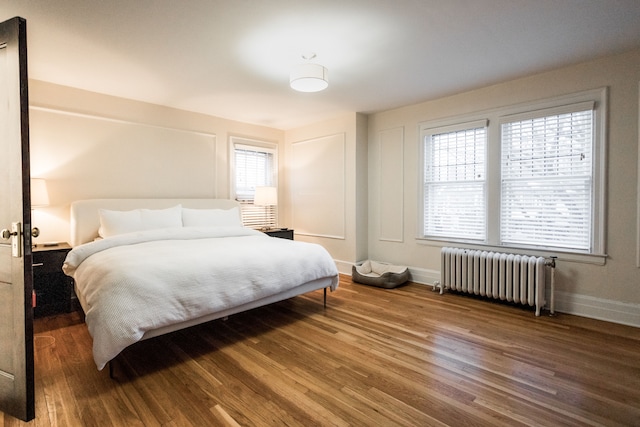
xmin=352 ymin=260 xmax=409 ymax=289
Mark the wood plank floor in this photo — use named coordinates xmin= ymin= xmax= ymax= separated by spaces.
xmin=3 ymin=274 xmax=640 ymax=426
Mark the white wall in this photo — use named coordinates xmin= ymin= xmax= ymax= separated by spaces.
xmin=28 ymin=80 xmax=284 ymax=245
xmin=367 ymin=48 xmax=640 ymax=327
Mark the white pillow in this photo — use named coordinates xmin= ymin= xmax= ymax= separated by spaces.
xmin=182 ymin=207 xmax=242 ymax=227
xmin=98 ymin=205 xmax=183 ymax=237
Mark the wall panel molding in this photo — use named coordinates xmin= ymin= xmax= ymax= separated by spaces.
xmin=378 ymin=127 xmax=404 ymax=242
xmin=29 ymin=105 xmax=217 ymax=200
xmin=291 ymin=133 xmax=346 ymax=239
xmin=30 ymin=105 xmax=217 ymax=137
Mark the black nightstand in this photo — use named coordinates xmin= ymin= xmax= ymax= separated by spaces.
xmin=32 ymin=243 xmax=74 ymax=317
xmin=264 ymin=228 xmax=294 ymax=240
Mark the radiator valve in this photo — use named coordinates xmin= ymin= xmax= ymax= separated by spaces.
xmin=432 ymin=280 xmax=444 ymax=295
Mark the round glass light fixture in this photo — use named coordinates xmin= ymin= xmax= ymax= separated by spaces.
xmin=290 ymin=62 xmax=328 ymax=92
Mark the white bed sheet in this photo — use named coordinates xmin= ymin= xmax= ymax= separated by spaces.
xmin=63 ymin=226 xmax=339 ymax=370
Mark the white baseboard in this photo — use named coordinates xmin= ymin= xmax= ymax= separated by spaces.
xmin=553 ymin=291 xmax=640 ymax=328
xmin=334 ymin=259 xmax=355 ymax=275
xmin=406 ymin=267 xmax=440 ymax=287
xmin=336 ymin=259 xmax=639 ymax=328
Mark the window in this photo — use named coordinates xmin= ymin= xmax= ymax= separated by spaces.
xmin=419 ymin=89 xmax=606 ymax=256
xmin=422 ymin=120 xmax=487 ymax=241
xmin=500 ymin=104 xmax=594 ymax=251
xmin=231 ymin=137 xmax=277 ymax=229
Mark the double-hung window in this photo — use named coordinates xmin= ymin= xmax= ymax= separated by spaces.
xmin=231 ymin=137 xmax=277 ymax=229
xmin=422 ymin=120 xmax=487 ymax=241
xmin=500 ymin=103 xmax=594 ymax=251
xmin=419 ymin=88 xmax=606 ymax=257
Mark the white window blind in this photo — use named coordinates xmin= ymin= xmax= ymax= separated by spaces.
xmin=423 ymin=120 xmax=487 ymax=240
xmin=233 ymin=142 xmax=277 ymax=229
xmin=500 ymin=104 xmax=594 ymax=250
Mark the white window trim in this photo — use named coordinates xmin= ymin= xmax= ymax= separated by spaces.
xmin=229 ymin=136 xmax=278 ymax=229
xmin=417 ymin=87 xmax=608 ymax=265
xmin=229 ymin=136 xmax=278 ymax=198
xmin=421 ymin=119 xmax=488 ymax=241
xmin=498 ymin=102 xmax=597 ymax=252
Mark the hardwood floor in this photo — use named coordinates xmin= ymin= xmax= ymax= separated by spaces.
xmin=3 ymin=275 xmax=640 ymax=426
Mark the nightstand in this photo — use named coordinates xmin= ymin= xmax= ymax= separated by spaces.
xmin=264 ymin=228 xmax=294 ymax=240
xmin=32 ymin=243 xmax=74 ymax=317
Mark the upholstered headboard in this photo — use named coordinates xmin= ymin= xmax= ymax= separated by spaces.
xmin=69 ymin=198 xmax=241 ymax=247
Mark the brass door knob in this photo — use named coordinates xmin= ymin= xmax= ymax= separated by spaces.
xmin=1 ymin=228 xmax=17 ymax=240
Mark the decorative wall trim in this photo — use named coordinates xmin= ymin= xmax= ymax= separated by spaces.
xmin=378 ymin=127 xmax=404 ymax=242
xmin=29 ymin=105 xmax=219 ymax=206
xmin=29 ymin=105 xmax=217 ymax=137
xmin=296 ymin=232 xmax=346 ymax=240
xmin=291 ymin=133 xmax=346 ymax=239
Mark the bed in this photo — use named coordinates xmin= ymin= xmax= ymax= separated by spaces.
xmin=62 ymin=198 xmax=339 ymax=371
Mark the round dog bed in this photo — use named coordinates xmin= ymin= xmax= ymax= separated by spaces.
xmin=352 ymin=260 xmax=410 ymax=289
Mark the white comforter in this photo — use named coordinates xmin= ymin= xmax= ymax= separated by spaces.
xmin=63 ymin=226 xmax=339 ymax=370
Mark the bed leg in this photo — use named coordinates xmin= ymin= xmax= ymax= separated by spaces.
xmin=108 ymin=360 xmax=115 ymax=379
xmin=324 ymin=287 xmax=327 ymax=308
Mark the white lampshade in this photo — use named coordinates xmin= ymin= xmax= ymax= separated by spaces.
xmin=254 ymin=186 xmax=278 ymax=206
xmin=30 ymin=178 xmax=50 ymax=208
xmin=290 ymin=63 xmax=328 ymax=92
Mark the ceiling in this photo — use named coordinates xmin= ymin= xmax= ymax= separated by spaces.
xmin=3 ymin=0 xmax=640 ymax=130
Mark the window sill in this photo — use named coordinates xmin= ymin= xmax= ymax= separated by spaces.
xmin=415 ymin=238 xmax=607 ymax=266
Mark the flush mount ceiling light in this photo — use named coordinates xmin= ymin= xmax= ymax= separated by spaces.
xmin=290 ymin=53 xmax=328 ymax=93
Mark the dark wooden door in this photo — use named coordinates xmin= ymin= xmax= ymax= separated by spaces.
xmin=0 ymin=16 xmax=35 ymax=422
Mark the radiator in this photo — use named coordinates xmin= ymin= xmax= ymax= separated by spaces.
xmin=437 ymin=247 xmax=555 ymax=316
